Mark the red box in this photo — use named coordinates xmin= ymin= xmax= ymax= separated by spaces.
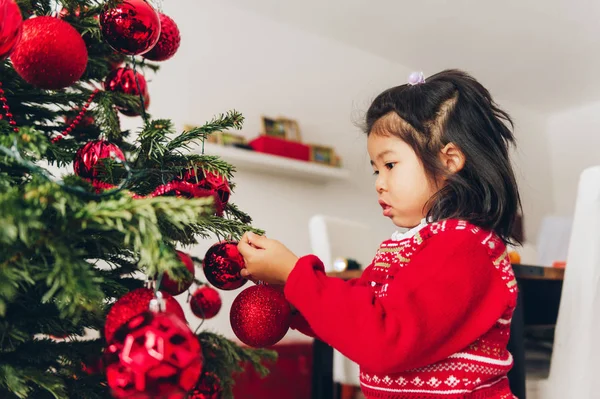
xmin=232 ymin=342 xmax=313 ymax=399
xmin=249 ymin=136 xmax=310 ymax=162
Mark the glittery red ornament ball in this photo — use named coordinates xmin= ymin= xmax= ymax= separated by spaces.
xmin=190 ymin=286 xmax=222 ymax=319
xmin=10 ymin=16 xmax=88 ymax=90
xmin=230 ymin=285 xmax=291 ymax=348
xmin=159 ymin=251 xmax=195 ymax=296
xmin=188 ymin=371 xmax=222 ymax=399
xmin=104 ymin=67 xmax=150 ymax=117
xmin=100 ymin=0 xmax=160 ymax=56
xmin=104 ymin=311 xmax=202 ymax=399
xmin=203 ymin=242 xmax=247 ymax=291
xmin=73 ymin=140 xmax=125 ymax=180
xmin=0 ymin=0 xmax=23 ymax=60
xmin=104 ymin=288 xmax=186 ymax=344
xmin=143 ymin=13 xmax=180 ymax=61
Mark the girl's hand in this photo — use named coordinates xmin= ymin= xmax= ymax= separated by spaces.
xmin=237 ymin=232 xmax=298 ymax=285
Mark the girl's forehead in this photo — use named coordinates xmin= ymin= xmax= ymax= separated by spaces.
xmin=367 ymin=134 xmax=410 ymax=157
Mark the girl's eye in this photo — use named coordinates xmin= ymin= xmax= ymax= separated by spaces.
xmin=372 ymin=170 xmax=379 ymax=176
xmin=385 ymin=162 xmax=396 ymax=170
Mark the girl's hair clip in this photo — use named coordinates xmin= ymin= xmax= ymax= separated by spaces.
xmin=408 ymin=71 xmax=426 ymax=86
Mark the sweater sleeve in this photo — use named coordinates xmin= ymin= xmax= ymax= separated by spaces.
xmin=284 ymin=230 xmax=513 ymax=374
xmin=288 ymin=270 xmax=372 ymax=339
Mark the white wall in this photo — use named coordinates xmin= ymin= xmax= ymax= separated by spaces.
xmin=119 ymin=0 xmax=553 ymax=340
xmin=507 ymin=105 xmax=554 ymax=243
xmin=547 ymin=101 xmax=600 ymax=216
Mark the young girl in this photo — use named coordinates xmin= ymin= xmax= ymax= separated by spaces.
xmin=238 ymin=69 xmax=520 ymax=399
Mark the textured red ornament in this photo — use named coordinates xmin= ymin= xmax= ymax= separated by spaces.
xmin=188 ymin=371 xmax=222 ymax=399
xmin=190 ymin=286 xmax=222 ymax=319
xmin=73 ymin=140 xmax=126 ymax=180
xmin=104 ymin=288 xmax=186 ymax=344
xmin=183 ymin=169 xmax=230 ymax=213
xmin=149 ymin=181 xmax=220 ymax=202
xmin=100 ymin=0 xmax=160 ymax=56
xmin=230 ymin=285 xmax=291 ymax=348
xmin=104 ymin=67 xmax=150 ymax=117
xmin=143 ymin=13 xmax=180 ymax=61
xmin=10 ymin=16 xmax=88 ymax=89
xmin=203 ymin=242 xmax=247 ymax=291
xmin=104 ymin=311 xmax=202 ymax=399
xmin=0 ymin=0 xmax=23 ymax=60
xmin=159 ymin=251 xmax=195 ymax=296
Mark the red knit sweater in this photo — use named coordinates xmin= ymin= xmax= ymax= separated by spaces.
xmin=284 ymin=219 xmax=518 ymax=399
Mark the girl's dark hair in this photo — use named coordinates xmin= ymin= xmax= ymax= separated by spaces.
xmin=365 ymin=69 xmax=521 ymax=244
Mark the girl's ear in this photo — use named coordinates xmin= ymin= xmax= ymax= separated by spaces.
xmin=439 ymin=143 xmax=465 ymax=174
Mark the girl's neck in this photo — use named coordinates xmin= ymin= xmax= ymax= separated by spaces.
xmin=390 ymin=218 xmax=428 ymax=241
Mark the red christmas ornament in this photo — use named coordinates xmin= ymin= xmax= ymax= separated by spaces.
xmin=143 ymin=13 xmax=180 ymax=61
xmin=203 ymin=242 xmax=247 ymax=291
xmin=149 ymin=181 xmax=220 ymax=202
xmin=159 ymin=251 xmax=195 ymax=296
xmin=73 ymin=140 xmax=126 ymax=180
xmin=0 ymin=0 xmax=23 ymax=60
xmin=10 ymin=16 xmax=88 ymax=90
xmin=183 ymin=169 xmax=231 ymax=206
xmin=100 ymin=0 xmax=160 ymax=56
xmin=104 ymin=288 xmax=185 ymax=344
xmin=190 ymin=286 xmax=222 ymax=319
xmin=230 ymin=285 xmax=291 ymax=348
xmin=104 ymin=311 xmax=202 ymax=399
xmin=104 ymin=67 xmax=150 ymax=117
xmin=188 ymin=372 xmax=222 ymax=399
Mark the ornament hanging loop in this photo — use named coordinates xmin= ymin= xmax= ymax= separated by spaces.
xmin=149 ymin=291 xmax=166 ymax=313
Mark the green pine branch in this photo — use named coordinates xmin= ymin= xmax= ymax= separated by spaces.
xmin=1 ymin=2 xmax=276 ymax=398
xmin=168 ymin=111 xmax=244 ymax=152
xmin=198 ymin=332 xmax=277 ymax=399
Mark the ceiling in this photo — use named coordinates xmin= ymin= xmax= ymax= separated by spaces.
xmin=227 ymin=0 xmax=600 ymax=113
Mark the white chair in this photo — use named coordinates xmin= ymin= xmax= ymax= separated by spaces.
xmin=536 ymin=215 xmax=573 ymax=267
xmin=308 ymin=215 xmax=380 ymax=390
xmin=536 ymin=166 xmax=600 ymax=399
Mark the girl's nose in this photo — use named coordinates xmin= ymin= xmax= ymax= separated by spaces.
xmin=376 ymin=175 xmax=386 ymax=193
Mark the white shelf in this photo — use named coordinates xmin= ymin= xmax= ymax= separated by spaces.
xmin=193 ymin=143 xmax=350 ymax=183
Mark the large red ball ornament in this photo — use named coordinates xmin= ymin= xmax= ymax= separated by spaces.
xmin=143 ymin=13 xmax=180 ymax=62
xmin=0 ymin=0 xmax=23 ymax=60
xmin=229 ymin=285 xmax=291 ymax=348
xmin=104 ymin=288 xmax=186 ymax=344
xmin=104 ymin=311 xmax=202 ymax=399
xmin=190 ymin=286 xmax=222 ymax=320
xmin=159 ymin=251 xmax=195 ymax=296
xmin=10 ymin=16 xmax=88 ymax=89
xmin=73 ymin=140 xmax=125 ymax=180
xmin=100 ymin=0 xmax=160 ymax=56
xmin=202 ymin=242 xmax=247 ymax=291
xmin=104 ymin=67 xmax=150 ymax=116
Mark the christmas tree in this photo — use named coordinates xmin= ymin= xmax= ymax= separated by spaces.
xmin=0 ymin=0 xmax=278 ymax=398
